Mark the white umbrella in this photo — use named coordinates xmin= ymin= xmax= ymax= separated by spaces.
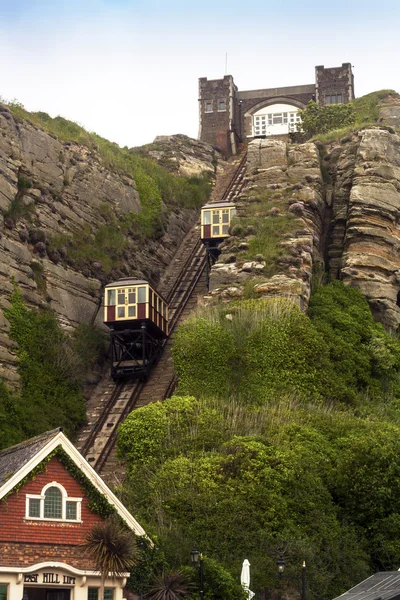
xmin=241 ymin=559 xmax=255 ymax=600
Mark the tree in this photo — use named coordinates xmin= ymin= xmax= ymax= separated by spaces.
xmin=145 ymin=570 xmax=194 ymax=600
xmin=82 ymin=517 xmax=137 ymax=600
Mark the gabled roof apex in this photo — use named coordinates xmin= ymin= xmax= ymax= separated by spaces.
xmin=0 ymin=429 xmax=148 ymax=540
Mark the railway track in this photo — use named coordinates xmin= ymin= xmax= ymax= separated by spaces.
xmin=76 ymin=151 xmax=248 ymax=481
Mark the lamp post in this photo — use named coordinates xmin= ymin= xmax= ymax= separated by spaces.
xmin=190 ymin=547 xmax=204 ymax=600
xmin=276 ymin=557 xmax=306 ymax=600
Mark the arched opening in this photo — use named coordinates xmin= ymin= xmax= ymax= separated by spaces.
xmin=244 ymin=97 xmax=307 ymax=138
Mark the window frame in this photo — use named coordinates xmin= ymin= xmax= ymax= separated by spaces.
xmin=88 ymin=588 xmax=114 ymax=600
xmin=205 ymin=101 xmax=213 ymax=113
xmin=26 ymin=482 xmax=82 ymax=523
xmin=217 ymin=99 xmax=226 ymax=112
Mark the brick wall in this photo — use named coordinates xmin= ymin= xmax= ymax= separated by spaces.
xmin=0 ymin=457 xmax=104 ymax=566
xmin=0 ymin=542 xmax=94 ymax=569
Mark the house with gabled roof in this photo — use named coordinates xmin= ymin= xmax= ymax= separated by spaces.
xmin=0 ymin=428 xmax=148 ymax=600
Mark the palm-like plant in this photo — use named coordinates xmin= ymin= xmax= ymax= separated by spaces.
xmin=145 ymin=570 xmax=194 ymax=600
xmin=82 ymin=517 xmax=137 ymax=600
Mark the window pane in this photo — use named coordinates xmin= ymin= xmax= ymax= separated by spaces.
xmin=337 ymin=94 xmax=342 ymax=104
xmin=104 ymin=591 xmax=113 ymax=600
xmin=212 ymin=212 xmax=219 ymax=224
xmin=205 ymin=102 xmax=212 ymax=113
xmin=117 ymin=290 xmax=125 ymax=305
xmin=66 ymin=501 xmax=77 ymax=520
xmin=230 ymin=208 xmax=237 ymax=217
xmin=44 ymin=487 xmax=62 ymax=519
xmin=219 ymin=100 xmax=226 ymax=110
xmin=0 ymin=585 xmax=7 ymax=600
xmin=128 ymin=291 xmax=136 ymax=304
xmin=29 ymin=498 xmax=40 ymax=518
xmin=138 ymin=287 xmax=146 ymax=303
xmin=325 ymin=95 xmax=331 ymax=104
xmin=107 ymin=290 xmax=116 ymax=306
xmin=222 ymin=225 xmax=229 ymax=234
xmin=117 ymin=307 xmax=125 ymax=318
xmin=88 ymin=589 xmax=98 ymax=600
xmin=273 ymin=114 xmax=282 ymax=124
xmin=128 ymin=306 xmax=136 ymax=317
xmin=212 ymin=226 xmax=219 ymax=235
xmin=203 ymin=210 xmax=211 ymax=225
xmin=222 ymin=212 xmax=229 ymax=223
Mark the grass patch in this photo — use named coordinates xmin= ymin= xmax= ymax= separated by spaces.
xmin=230 ymin=190 xmax=296 ymax=276
xmin=49 ymin=224 xmax=128 ymax=274
xmin=30 ymin=261 xmax=46 ymax=294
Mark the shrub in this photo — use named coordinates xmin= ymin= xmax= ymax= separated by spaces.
xmin=298 ymin=100 xmax=355 ymax=138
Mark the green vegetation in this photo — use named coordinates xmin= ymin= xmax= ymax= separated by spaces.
xmin=0 ymin=286 xmax=106 ymax=446
xmin=4 ymin=174 xmax=35 ymax=223
xmin=118 ymin=282 xmax=400 ymax=600
xmin=297 ymin=90 xmax=398 ymax=142
xmin=298 ymin=100 xmax=355 ymax=138
xmin=228 ymin=189 xmax=297 ymax=275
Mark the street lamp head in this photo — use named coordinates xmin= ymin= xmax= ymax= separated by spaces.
xmin=276 ymin=556 xmax=286 ymax=576
xmin=190 ymin=547 xmax=201 ymax=567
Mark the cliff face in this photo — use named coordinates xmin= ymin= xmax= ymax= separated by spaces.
xmin=209 ymin=127 xmax=400 ymax=331
xmin=0 ymin=105 xmax=216 ymax=385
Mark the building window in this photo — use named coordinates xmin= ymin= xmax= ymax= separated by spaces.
xmin=325 ymin=94 xmax=343 ymax=105
xmin=88 ymin=589 xmax=114 ymax=600
xmin=44 ymin=486 xmax=62 ymax=518
xmin=0 ymin=585 xmax=7 ymax=600
xmin=218 ymin=99 xmax=226 ymax=111
xmin=205 ymin=101 xmax=213 ymax=113
xmin=26 ymin=482 xmax=82 ymax=522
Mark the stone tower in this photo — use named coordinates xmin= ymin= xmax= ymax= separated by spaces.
xmin=315 ymin=63 xmax=355 ymax=105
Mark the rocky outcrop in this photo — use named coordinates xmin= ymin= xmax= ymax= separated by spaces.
xmin=208 ymin=139 xmax=325 ymax=309
xmin=339 ymin=129 xmax=400 ymax=329
xmin=0 ymin=106 xmax=216 ymax=384
xmin=208 ymin=129 xmax=400 ymax=332
xmin=130 ymin=134 xmax=218 ymax=178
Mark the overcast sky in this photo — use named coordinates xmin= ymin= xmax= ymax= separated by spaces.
xmin=1 ymin=0 xmax=399 ymax=147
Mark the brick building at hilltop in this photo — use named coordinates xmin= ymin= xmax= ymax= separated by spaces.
xmin=0 ymin=429 xmax=147 ymax=600
xmin=198 ymin=63 xmax=355 ymax=155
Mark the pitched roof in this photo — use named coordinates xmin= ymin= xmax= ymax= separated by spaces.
xmin=0 ymin=428 xmax=61 ymax=488
xmin=332 ymin=572 xmax=400 ymax=600
xmin=0 ymin=429 xmax=148 ymax=540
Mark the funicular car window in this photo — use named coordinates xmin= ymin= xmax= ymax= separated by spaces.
xmin=128 ymin=306 xmax=136 ymax=317
xmin=138 ymin=286 xmax=146 ymax=303
xmin=203 ymin=210 xmax=211 ymax=225
xmin=117 ymin=289 xmax=125 ymax=305
xmin=117 ymin=307 xmax=125 ymax=318
xmin=128 ymin=289 xmax=136 ymax=304
xmin=107 ymin=289 xmax=116 ymax=306
xmin=212 ymin=211 xmax=219 ymax=224
xmin=222 ymin=210 xmax=229 ymax=223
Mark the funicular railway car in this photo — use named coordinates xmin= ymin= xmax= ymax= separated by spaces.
xmin=104 ymin=278 xmax=168 ymax=380
xmin=200 ymin=201 xmax=237 ymax=263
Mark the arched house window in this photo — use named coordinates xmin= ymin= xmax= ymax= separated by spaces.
xmin=26 ymin=482 xmax=82 ymax=522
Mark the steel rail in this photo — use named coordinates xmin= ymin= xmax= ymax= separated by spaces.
xmin=83 ymin=150 xmax=248 ymax=473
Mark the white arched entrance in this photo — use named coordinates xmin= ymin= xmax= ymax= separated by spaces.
xmin=244 ymin=97 xmax=306 ymax=137
xmin=252 ymin=103 xmax=302 ymax=136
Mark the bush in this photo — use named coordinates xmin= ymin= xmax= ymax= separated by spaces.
xmin=0 ymin=286 xmax=106 ymax=447
xmin=298 ymin=100 xmax=355 ymax=138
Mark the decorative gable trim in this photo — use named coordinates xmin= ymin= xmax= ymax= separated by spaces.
xmin=0 ymin=431 xmax=147 ymax=538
